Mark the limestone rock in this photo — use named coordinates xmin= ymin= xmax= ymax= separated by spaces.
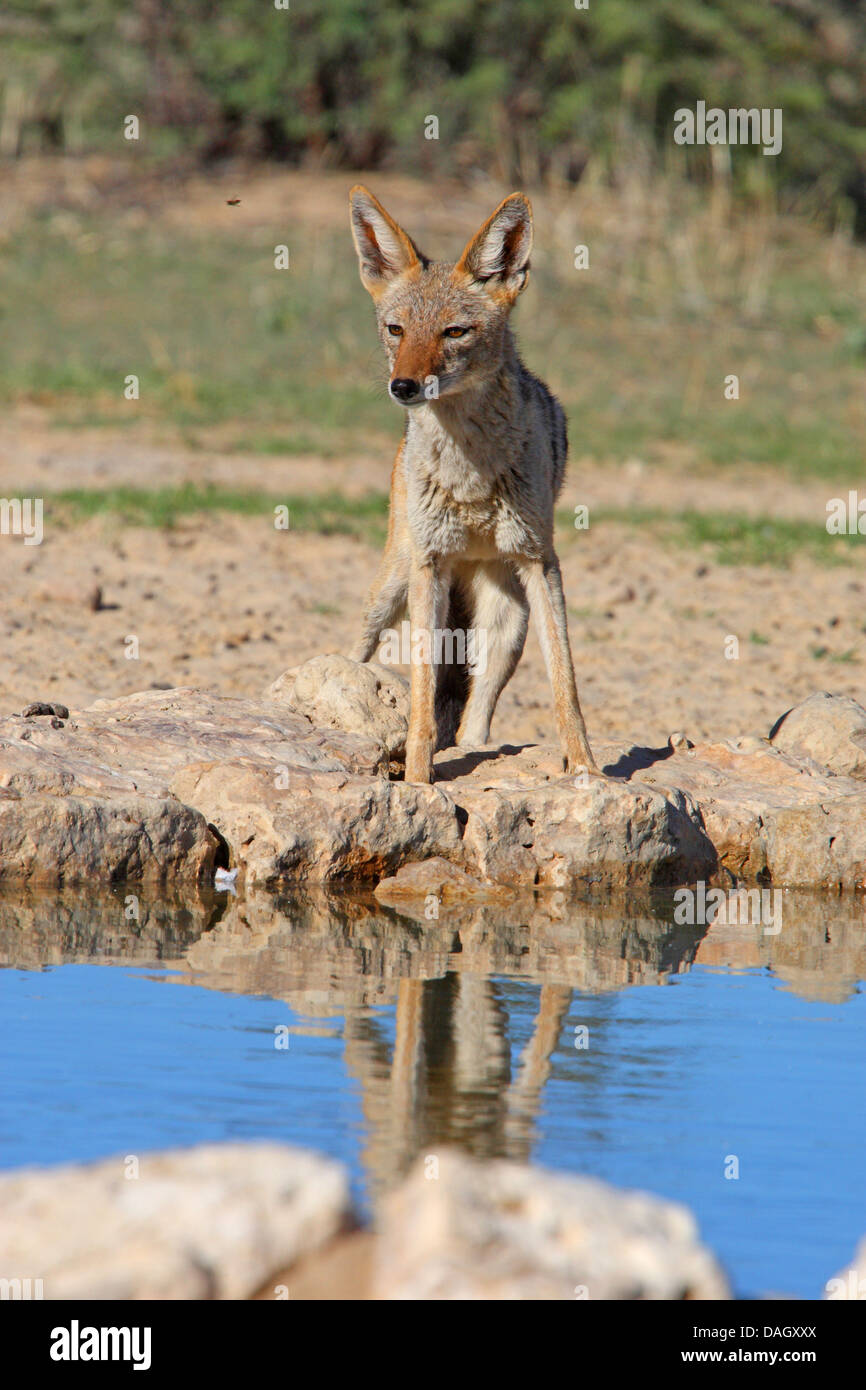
xmin=374 ymin=1150 xmax=730 ymax=1300
xmin=640 ymin=737 xmax=866 ymax=890
xmin=447 ymin=757 xmax=714 ymax=892
xmin=374 ymin=857 xmax=513 ymax=910
xmin=0 ymin=1143 xmax=353 ymax=1300
xmin=170 ymin=759 xmax=463 ymax=886
xmin=2 ymin=673 xmax=865 ymax=891
xmin=769 ymin=692 xmax=866 ymax=780
xmin=0 ymin=687 xmax=386 ymax=802
xmin=0 ymin=687 xmax=386 ymax=885
xmin=0 ymin=790 xmax=216 ymax=886
xmin=825 ymin=1237 xmax=866 ymax=1300
xmin=270 ymin=654 xmax=410 ymax=758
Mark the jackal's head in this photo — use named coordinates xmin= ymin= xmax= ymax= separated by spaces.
xmin=349 ymin=185 xmax=532 ymax=408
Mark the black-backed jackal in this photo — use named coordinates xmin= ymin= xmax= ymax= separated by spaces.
xmin=349 ymin=186 xmax=597 ymax=785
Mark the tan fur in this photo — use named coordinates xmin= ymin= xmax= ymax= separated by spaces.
xmin=349 ymin=185 xmax=597 ymax=784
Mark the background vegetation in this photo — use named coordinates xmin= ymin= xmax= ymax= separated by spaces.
xmin=1 ymin=0 xmax=864 ymax=559
xmin=2 ymin=0 xmax=866 ymax=222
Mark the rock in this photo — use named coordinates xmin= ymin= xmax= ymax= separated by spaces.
xmin=373 ymin=1150 xmax=730 ymax=1300
xmin=668 ymin=731 xmax=693 ymax=751
xmin=640 ymin=737 xmax=866 ymax=891
xmin=0 ymin=790 xmax=216 ymax=887
xmin=170 ymin=759 xmax=462 ymax=886
xmin=1 ymin=673 xmax=865 ymax=890
xmin=445 ymin=753 xmax=714 ymax=892
xmin=374 ymin=857 xmax=513 ymax=910
xmin=0 ymin=1143 xmax=353 ymax=1300
xmin=266 ymin=666 xmax=299 ymax=704
xmin=259 ymin=1231 xmax=375 ymax=1300
xmin=170 ymin=735 xmax=714 ymax=890
xmin=270 ymin=654 xmax=410 ymax=758
xmin=21 ymin=701 xmax=69 ymax=720
xmin=825 ymin=1238 xmax=866 ymax=1299
xmin=770 ymin=692 xmax=866 ymax=780
xmin=33 ymin=581 xmax=103 ymax=611
xmin=0 ymin=687 xmax=386 ymax=884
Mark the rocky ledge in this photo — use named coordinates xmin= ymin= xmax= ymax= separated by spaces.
xmin=0 ymin=659 xmax=864 ymax=893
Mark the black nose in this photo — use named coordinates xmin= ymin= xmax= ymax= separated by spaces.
xmin=390 ymin=377 xmax=420 ymax=403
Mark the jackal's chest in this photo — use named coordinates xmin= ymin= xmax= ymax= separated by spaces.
xmin=403 ymin=437 xmax=542 ymax=560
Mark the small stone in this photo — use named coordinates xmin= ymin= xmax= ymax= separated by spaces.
xmin=21 ymin=702 xmax=69 ymax=720
xmin=668 ymin=731 xmax=694 ymax=751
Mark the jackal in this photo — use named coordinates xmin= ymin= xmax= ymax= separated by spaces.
xmin=349 ymin=185 xmax=597 ymax=785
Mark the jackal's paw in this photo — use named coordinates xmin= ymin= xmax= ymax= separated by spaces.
xmin=564 ymin=755 xmax=604 ymax=784
xmin=404 ymin=754 xmax=434 ymax=785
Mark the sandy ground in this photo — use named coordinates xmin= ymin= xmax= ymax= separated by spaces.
xmin=2 ymin=414 xmax=863 ymax=754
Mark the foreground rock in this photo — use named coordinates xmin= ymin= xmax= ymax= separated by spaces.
xmin=0 ymin=1143 xmax=353 ymax=1300
xmin=373 ymin=1150 xmax=729 ymax=1300
xmin=0 ymin=1138 xmax=728 ymax=1300
xmin=826 ymin=1236 xmax=866 ymax=1299
xmin=0 ymin=675 xmax=864 ymax=890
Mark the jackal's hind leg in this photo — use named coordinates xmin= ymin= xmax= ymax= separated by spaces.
xmin=456 ymin=563 xmax=529 ymax=748
xmin=517 ymin=556 xmax=598 ymax=775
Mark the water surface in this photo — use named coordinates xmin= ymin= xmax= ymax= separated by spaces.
xmin=1 ymin=885 xmax=864 ymax=1298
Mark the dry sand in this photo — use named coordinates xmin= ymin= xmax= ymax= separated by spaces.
xmin=2 ymin=413 xmax=863 ymax=754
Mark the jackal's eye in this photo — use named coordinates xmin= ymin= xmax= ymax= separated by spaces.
xmin=386 ymin=324 xmax=403 ymax=337
xmin=443 ymin=326 xmax=470 ymax=339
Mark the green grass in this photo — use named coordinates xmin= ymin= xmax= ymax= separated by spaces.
xmin=43 ymin=484 xmax=863 ymax=568
xmin=0 ymin=218 xmax=395 ymax=456
xmin=2 ymin=193 xmax=864 ymax=479
xmin=557 ymin=506 xmax=863 ymax=566
xmin=810 ymin=645 xmax=858 ymax=662
xmin=48 ymin=485 xmax=391 ymax=545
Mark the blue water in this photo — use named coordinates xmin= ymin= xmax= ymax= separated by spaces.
xmin=1 ymin=898 xmax=864 ymax=1299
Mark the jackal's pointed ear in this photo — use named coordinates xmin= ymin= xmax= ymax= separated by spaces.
xmin=456 ymin=193 xmax=533 ymax=302
xmin=349 ymin=186 xmax=426 ymax=299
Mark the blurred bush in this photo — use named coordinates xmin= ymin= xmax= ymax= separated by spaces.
xmin=2 ymin=0 xmax=865 ymax=219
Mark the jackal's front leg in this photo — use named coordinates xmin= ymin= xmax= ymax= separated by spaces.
xmin=350 ymin=544 xmax=409 ymax=663
xmin=405 ymin=555 xmax=447 ymax=784
xmin=518 ymin=556 xmax=599 ymax=776
xmin=351 ymin=440 xmax=410 ymax=663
